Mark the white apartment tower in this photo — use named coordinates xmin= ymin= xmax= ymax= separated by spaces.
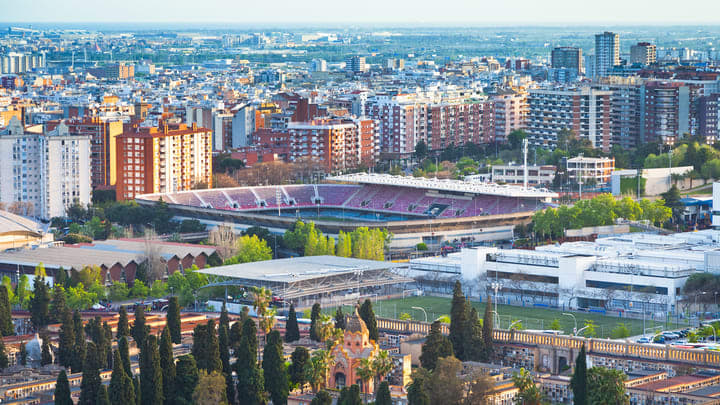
xmin=594 ymin=32 xmax=620 ymax=77
xmin=0 ymin=117 xmax=91 ymax=219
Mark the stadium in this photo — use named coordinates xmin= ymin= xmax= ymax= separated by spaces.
xmin=135 ymin=173 xmax=558 ymax=250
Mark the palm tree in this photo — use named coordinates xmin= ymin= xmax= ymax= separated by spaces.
xmin=258 ymin=307 xmax=277 ymax=337
xmin=250 ymin=286 xmax=273 ymax=343
xmin=372 ymin=350 xmax=394 ymax=388
xmin=356 ymin=357 xmax=375 ymax=404
xmin=305 ymin=349 xmax=335 ymax=393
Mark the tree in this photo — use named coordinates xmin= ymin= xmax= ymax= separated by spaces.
xmin=41 ymin=333 xmax=53 ymax=365
xmin=356 ymin=358 xmax=374 ymax=403
xmin=335 ymin=307 xmax=346 ymax=330
xmin=611 ymin=323 xmax=631 ymax=339
xmin=375 ymin=381 xmax=391 ymax=405
xmin=372 ymin=350 xmax=394 ymax=391
xmin=30 ymin=275 xmax=51 ymax=330
xmin=235 ymin=318 xmax=265 ymax=405
xmin=58 ymin=310 xmax=75 ymax=368
xmin=289 ymin=346 xmax=310 ymax=391
xmin=449 ymin=281 xmax=467 ymax=360
xmin=193 ymin=370 xmax=229 ymax=405
xmin=337 ymin=231 xmax=352 ymax=258
xmin=570 ymin=344 xmax=587 ymax=405
xmin=462 ymin=307 xmax=484 ymax=361
xmin=425 ymin=357 xmax=464 ymax=405
xmin=582 ymin=319 xmax=597 ymax=337
xmin=54 ymin=370 xmax=73 ymax=405
xmin=465 ymin=372 xmax=494 ymax=405
xmin=218 ymin=322 xmax=234 ymax=404
xmin=175 ymin=355 xmax=200 ymax=405
xmin=309 ymin=303 xmax=322 ymax=341
xmin=132 ymin=305 xmax=149 ymax=349
xmin=305 ymin=349 xmax=334 ymax=394
xmin=512 ymin=368 xmax=542 ymax=405
xmin=420 ymin=321 xmax=453 ymax=370
xmin=109 ymin=350 xmax=136 ymax=405
xmin=263 ymin=330 xmax=289 ymax=405
xmin=168 ymin=296 xmax=182 ymax=344
xmin=79 ymin=342 xmax=102 ymax=405
xmin=587 ymin=367 xmax=628 ymax=405
xmin=18 ymin=341 xmax=26 ymax=366
xmin=108 ymin=281 xmax=130 ymax=302
xmin=310 ymin=390 xmax=333 ymax=405
xmin=407 ymin=369 xmax=430 ymax=405
xmin=117 ymin=305 xmax=130 ymax=339
xmin=549 ymin=319 xmax=562 ymax=331
xmin=0 ymin=340 xmax=7 ymax=370
xmin=97 ymin=385 xmax=111 ymax=405
xmin=415 ymin=140 xmax=428 ymax=159
xmin=285 ymin=304 xmax=300 ymax=342
xmin=359 ymin=299 xmax=379 ymax=342
xmin=224 ymin=235 xmax=273 ymax=265
xmin=119 ymin=336 xmax=132 ymax=377
xmin=140 ymin=335 xmax=164 ymax=405
xmin=661 ymin=185 xmax=683 ymax=223
xmin=72 ymin=310 xmax=86 ymax=373
xmin=160 ymin=328 xmax=176 ymax=405
xmin=51 ymin=284 xmax=67 ymax=323
xmin=250 ymin=286 xmax=275 ymax=339
xmin=337 ymin=384 xmax=362 ymax=405
xmin=208 ymin=225 xmax=239 ymax=262
xmin=508 ymin=129 xmax=528 ymax=150
xmin=0 ymin=285 xmax=13 ymax=335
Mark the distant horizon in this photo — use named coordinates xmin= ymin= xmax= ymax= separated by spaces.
xmin=3 ymin=0 xmax=720 ymax=26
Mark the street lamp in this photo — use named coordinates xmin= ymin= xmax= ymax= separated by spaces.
xmin=696 ymin=292 xmax=708 ymax=327
xmin=575 ymin=325 xmax=591 ymax=337
xmin=411 ymin=306 xmax=428 ymax=323
xmin=491 ymin=282 xmax=501 ymax=326
xmin=563 ymin=313 xmax=577 ymax=336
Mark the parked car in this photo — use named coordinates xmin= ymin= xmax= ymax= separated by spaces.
xmin=653 ymin=335 xmax=666 ymax=344
xmin=636 ymin=337 xmax=651 ymax=344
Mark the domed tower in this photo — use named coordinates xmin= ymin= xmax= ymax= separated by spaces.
xmin=328 ymin=306 xmax=379 ymax=393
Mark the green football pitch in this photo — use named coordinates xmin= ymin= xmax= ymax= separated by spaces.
xmin=324 ymin=296 xmax=689 ymax=339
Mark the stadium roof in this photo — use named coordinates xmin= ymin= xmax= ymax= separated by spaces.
xmin=327 ymin=173 xmax=558 ymax=198
xmin=197 ymin=256 xmax=414 ymax=300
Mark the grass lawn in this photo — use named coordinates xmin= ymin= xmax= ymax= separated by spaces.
xmin=326 ymin=296 xmax=689 ymax=339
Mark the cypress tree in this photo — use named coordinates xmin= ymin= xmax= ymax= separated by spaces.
xmin=335 ymin=306 xmax=346 ymax=330
xmin=289 ymin=346 xmax=309 ymax=391
xmin=132 ymin=305 xmax=148 ymax=350
xmin=0 ymin=285 xmax=14 ymax=336
xmin=109 ymin=350 xmax=135 ymax=405
xmin=168 ymin=296 xmax=181 ymax=344
xmin=309 ymin=303 xmax=321 ymax=341
xmin=41 ymin=333 xmax=53 ymax=365
xmin=419 ymin=321 xmax=453 ymax=371
xmin=220 ymin=302 xmax=230 ymax=330
xmin=191 ymin=323 xmax=209 ymax=371
xmin=58 ymin=309 xmax=75 ymax=368
xmin=159 ymin=328 xmax=176 ymax=405
xmin=133 ymin=375 xmax=141 ymax=405
xmin=55 ymin=267 xmax=69 ymax=288
xmin=96 ymin=385 xmax=111 ymax=405
xmin=140 ymin=335 xmax=164 ymax=405
xmin=375 ymin=381 xmax=392 ymax=405
xmin=72 ymin=310 xmax=86 ymax=373
xmin=463 ymin=307 xmax=484 ymax=361
xmin=103 ymin=322 xmax=114 ymax=368
xmin=50 ymin=284 xmax=67 ymax=323
xmin=570 ymin=344 xmax=588 ymax=405
xmin=117 ymin=305 xmax=130 ymax=339
xmin=0 ymin=340 xmax=8 ymax=370
xmin=29 ymin=276 xmax=51 ymax=330
xmin=175 ymin=355 xmax=200 ymax=405
xmin=119 ymin=336 xmax=132 ymax=377
xmin=79 ymin=342 xmax=101 ymax=405
xmin=285 ymin=304 xmax=300 ymax=342
xmin=229 ymin=320 xmax=242 ymax=350
xmin=262 ymin=330 xmax=289 ymax=405
xmin=337 ymin=384 xmax=362 ymax=405
xmin=449 ymin=281 xmax=467 ymax=360
xmin=359 ymin=299 xmax=379 ymax=342
xmin=218 ymin=323 xmax=231 ymax=374
xmin=19 ymin=341 xmax=27 ymax=366
xmin=482 ymin=294 xmax=494 ymax=361
xmin=407 ymin=372 xmax=430 ymax=405
xmin=205 ymin=319 xmax=222 ymax=373
xmin=235 ymin=318 xmax=264 ymax=405
xmin=310 ymin=390 xmax=333 ymax=405
xmin=54 ymin=370 xmax=72 ymax=405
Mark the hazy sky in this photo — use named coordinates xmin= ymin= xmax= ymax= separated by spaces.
xmin=2 ymin=0 xmax=720 ymax=25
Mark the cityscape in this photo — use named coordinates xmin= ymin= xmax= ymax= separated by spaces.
xmin=4 ymin=1 xmax=720 ymax=404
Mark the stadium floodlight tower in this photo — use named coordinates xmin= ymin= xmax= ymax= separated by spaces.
xmin=522 ymin=138 xmax=529 ymax=190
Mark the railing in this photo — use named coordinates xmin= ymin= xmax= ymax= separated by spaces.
xmin=378 ymin=316 xmax=720 ymax=368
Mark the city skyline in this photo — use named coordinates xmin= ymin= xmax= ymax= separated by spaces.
xmin=3 ymin=0 xmax=720 ymax=25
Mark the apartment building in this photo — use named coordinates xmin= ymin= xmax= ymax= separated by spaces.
xmin=698 ymin=94 xmax=720 ymax=143
xmin=46 ymin=117 xmax=123 ymax=188
xmin=594 ymin=32 xmax=620 ymax=77
xmin=489 ymin=91 xmax=528 ymax=144
xmin=0 ymin=52 xmax=46 ymax=74
xmin=526 ymin=87 xmax=613 ymax=151
xmin=0 ymin=117 xmax=91 ymax=219
xmin=87 ymin=63 xmax=135 ymax=80
xmin=364 ymin=95 xmax=420 ymax=157
xmin=566 ymin=156 xmax=615 ymax=185
xmin=115 ymin=123 xmax=213 ymax=201
xmin=254 ymin=118 xmax=377 ymax=171
xmin=551 ymin=47 xmax=584 ymax=75
xmin=418 ymin=102 xmax=486 ymax=150
xmin=345 ymin=56 xmax=367 ymax=73
xmin=592 ymin=77 xmax=644 ymax=149
xmin=630 ymin=42 xmax=657 ymax=66
xmin=643 ymin=81 xmax=701 ymax=144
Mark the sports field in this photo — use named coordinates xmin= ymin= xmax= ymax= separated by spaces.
xmin=332 ymin=296 xmax=689 ymax=339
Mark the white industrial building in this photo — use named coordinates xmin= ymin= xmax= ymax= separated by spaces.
xmin=0 ymin=117 xmax=91 ymax=219
xmin=405 ymin=230 xmax=720 ymax=314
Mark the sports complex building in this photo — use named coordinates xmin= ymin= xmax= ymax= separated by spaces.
xmin=136 ymin=173 xmax=557 ymax=250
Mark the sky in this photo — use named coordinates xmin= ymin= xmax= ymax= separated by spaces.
xmin=2 ymin=0 xmax=720 ymax=25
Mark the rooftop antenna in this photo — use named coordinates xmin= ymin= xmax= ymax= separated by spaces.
xmin=523 ymin=138 xmax=528 ymax=190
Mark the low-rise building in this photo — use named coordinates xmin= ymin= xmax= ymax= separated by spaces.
xmin=492 ymin=164 xmax=556 ymax=186
xmin=566 ymin=156 xmax=615 ymax=186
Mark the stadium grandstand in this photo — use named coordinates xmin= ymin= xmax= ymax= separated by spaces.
xmin=136 ymin=174 xmax=557 ymax=250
